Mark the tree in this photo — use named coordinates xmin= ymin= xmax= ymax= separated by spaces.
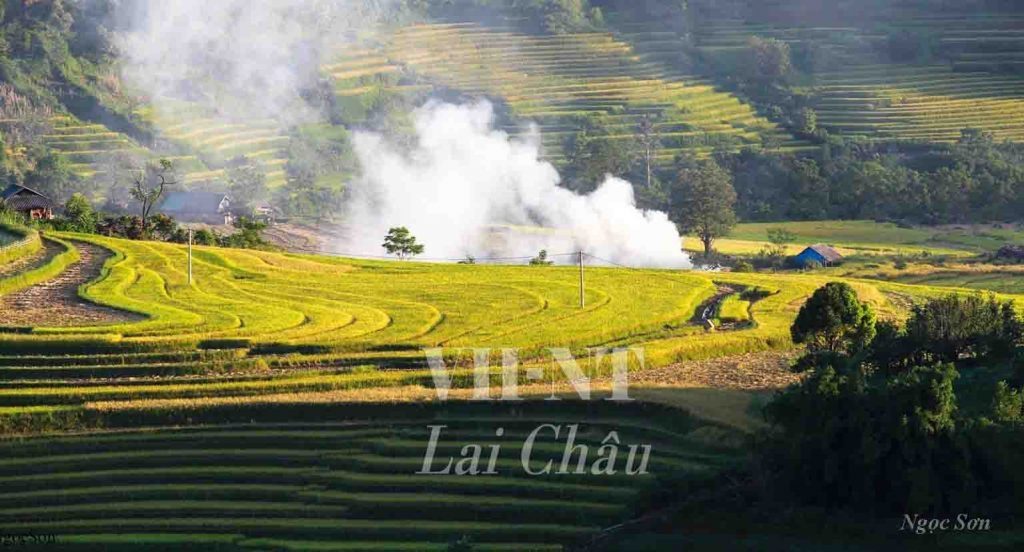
xmin=225 ymin=158 xmax=268 ymax=216
xmin=277 ymin=172 xmax=344 ymax=223
xmin=193 ymin=228 xmax=218 ymax=246
xmin=795 ymin=107 xmax=817 ymax=136
xmin=634 ymin=113 xmax=661 ymax=190
xmin=757 ymin=227 xmax=797 ymax=269
xmin=148 ymin=213 xmax=179 ymax=242
xmin=671 ymin=160 xmax=737 ymax=256
xmin=763 ymin=362 xmax=974 ymax=514
xmin=904 ymin=294 xmax=1022 ymax=363
xmin=221 ymin=217 xmax=269 ymax=249
xmin=791 ymin=282 xmax=877 ymax=357
xmin=382 ymin=227 xmax=424 ymax=260
xmin=23 ymin=150 xmax=80 ymax=201
xmin=744 ymin=36 xmax=792 ymax=85
xmin=97 ymin=215 xmax=146 ymax=240
xmin=767 ymin=227 xmax=797 ymax=246
xmin=529 ymin=249 xmax=553 ymax=266
xmin=517 ymin=0 xmax=595 ymax=34
xmin=61 ymin=193 xmax=98 ymax=233
xmin=563 ymin=114 xmax=632 ymax=192
xmin=129 ymin=158 xmax=175 ymax=227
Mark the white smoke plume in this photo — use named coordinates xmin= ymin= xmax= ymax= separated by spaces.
xmin=115 ymin=0 xmax=395 ymax=123
xmin=344 ymin=101 xmax=690 ymax=268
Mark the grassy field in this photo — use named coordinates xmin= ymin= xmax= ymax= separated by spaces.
xmin=693 ymin=220 xmax=1024 ymax=257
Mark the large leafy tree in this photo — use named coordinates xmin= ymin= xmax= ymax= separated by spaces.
xmin=61 ymin=193 xmax=98 ymax=233
xmin=904 ymin=294 xmax=1022 ymax=363
xmin=671 ymin=159 xmax=737 ymax=256
xmin=744 ymin=36 xmax=793 ymax=85
xmin=763 ymin=362 xmax=974 ymax=514
xmin=382 ymin=227 xmax=424 ymax=261
xmin=791 ymin=282 xmax=877 ymax=356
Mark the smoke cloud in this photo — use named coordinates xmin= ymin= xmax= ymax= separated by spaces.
xmin=115 ymin=0 xmax=392 ymax=123
xmin=113 ymin=3 xmax=689 ymax=268
xmin=343 ymin=101 xmax=690 ymax=268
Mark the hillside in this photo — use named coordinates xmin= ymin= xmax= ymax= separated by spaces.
xmin=688 ymin=4 xmax=1024 ymax=143
xmin=1 ymin=3 xmax=1024 ymax=549
xmin=387 ymin=23 xmax=809 ymax=161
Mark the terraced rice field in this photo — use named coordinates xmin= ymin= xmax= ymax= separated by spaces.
xmin=1 ymin=229 xmax=1022 ymax=548
xmin=0 ymin=231 xmax=1009 ymax=415
xmin=0 ymin=232 xmax=780 ymax=548
xmin=810 ymin=65 xmax=1024 ymax=142
xmin=693 ymin=13 xmax=1024 ymax=143
xmin=0 ymin=223 xmax=39 ymax=267
xmin=139 ymin=105 xmax=290 ymax=189
xmin=0 ymin=402 xmax=737 ymax=550
xmin=325 ymin=22 xmax=804 ymax=163
xmin=43 ymin=117 xmax=146 ymax=178
xmin=902 ymin=12 xmax=1024 ymax=74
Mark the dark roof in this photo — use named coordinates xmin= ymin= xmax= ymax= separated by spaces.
xmin=158 ymin=191 xmax=229 ymax=215
xmin=1 ymin=184 xmax=55 ymax=211
xmin=803 ymin=244 xmax=843 ymax=262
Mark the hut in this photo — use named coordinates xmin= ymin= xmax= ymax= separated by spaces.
xmin=794 ymin=244 xmax=843 ymax=268
xmin=158 ymin=191 xmax=232 ymax=225
xmin=0 ymin=184 xmax=55 ymax=220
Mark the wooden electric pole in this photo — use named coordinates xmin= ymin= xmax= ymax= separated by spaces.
xmin=188 ymin=228 xmax=193 ymax=285
xmin=578 ymin=250 xmax=585 ymax=309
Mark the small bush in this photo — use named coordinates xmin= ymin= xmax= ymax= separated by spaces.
xmin=732 ymin=260 xmax=754 ymax=273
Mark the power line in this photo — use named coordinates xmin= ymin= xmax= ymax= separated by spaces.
xmin=286 ymin=245 xmax=581 ymax=264
xmin=582 ymin=252 xmax=695 ymax=286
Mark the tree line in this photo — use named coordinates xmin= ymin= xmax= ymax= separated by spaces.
xmin=561 ymin=111 xmax=1023 ymax=255
xmin=766 ymin=283 xmax=1024 ymax=515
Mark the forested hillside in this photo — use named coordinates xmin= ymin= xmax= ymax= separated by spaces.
xmin=0 ymin=0 xmax=1022 ymax=229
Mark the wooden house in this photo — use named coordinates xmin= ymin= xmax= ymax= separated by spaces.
xmin=0 ymin=184 xmax=55 ymax=220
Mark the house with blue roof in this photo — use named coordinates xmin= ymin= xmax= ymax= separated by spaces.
xmin=158 ymin=191 xmax=232 ymax=225
xmin=794 ymin=244 xmax=843 ymax=268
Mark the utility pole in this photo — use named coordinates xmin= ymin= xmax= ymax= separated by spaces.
xmin=578 ymin=250 xmax=585 ymax=309
xmin=188 ymin=227 xmax=193 ymax=285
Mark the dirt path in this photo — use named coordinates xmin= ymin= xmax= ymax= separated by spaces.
xmin=630 ymin=350 xmax=802 ymax=391
xmin=691 ymin=285 xmax=738 ymax=328
xmin=0 ymin=240 xmax=144 ymax=328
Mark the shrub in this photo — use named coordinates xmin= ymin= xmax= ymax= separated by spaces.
xmin=732 ymin=260 xmax=754 ymax=273
xmin=904 ymin=294 xmax=1022 ymax=363
xmin=791 ymin=282 xmax=876 ymax=357
xmin=992 ymin=381 xmax=1024 ymax=423
xmin=763 ymin=363 xmax=977 ymax=514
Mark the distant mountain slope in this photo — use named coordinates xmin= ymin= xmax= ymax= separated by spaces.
xmin=136 ymin=103 xmax=290 ymax=189
xmin=326 ymin=21 xmax=808 ymax=165
xmin=690 ymin=9 xmax=1024 ymax=143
